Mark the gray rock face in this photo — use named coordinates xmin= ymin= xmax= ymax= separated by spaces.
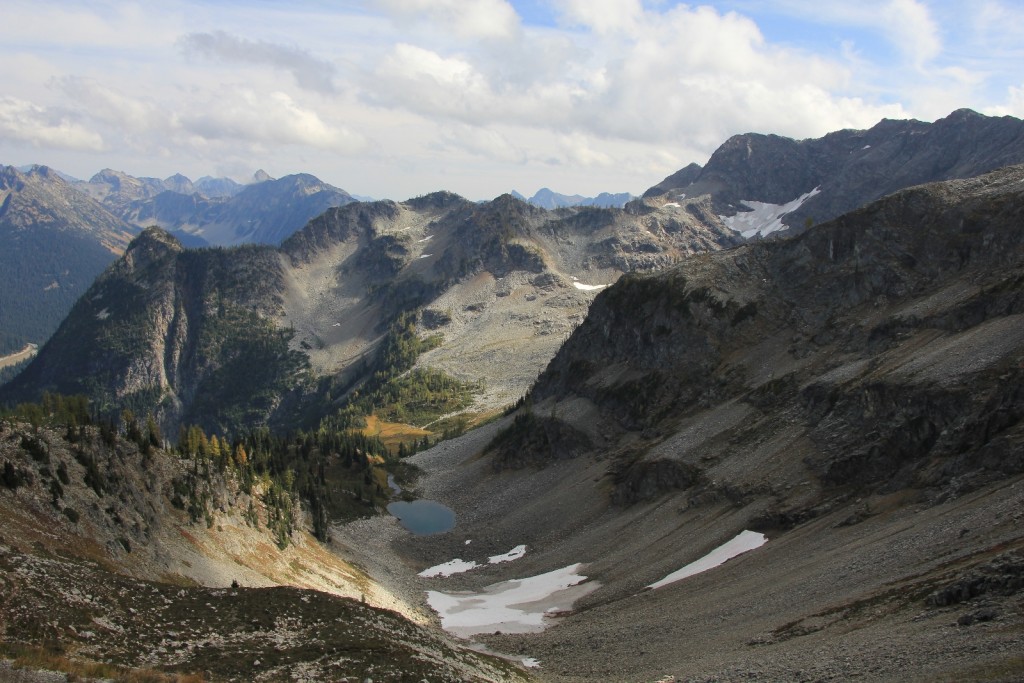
xmin=648 ymin=108 xmax=1024 ymax=234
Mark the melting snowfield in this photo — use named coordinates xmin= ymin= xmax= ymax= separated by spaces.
xmin=571 ymin=276 xmax=610 ymax=291
xmin=648 ymin=530 xmax=766 ymax=589
xmin=722 ymin=188 xmax=820 ymax=239
xmin=419 ymin=544 xmax=528 ymax=578
xmin=426 ymin=564 xmax=599 ymax=638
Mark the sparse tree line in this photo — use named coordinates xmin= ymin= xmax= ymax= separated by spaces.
xmin=2 ymin=393 xmax=396 ymax=549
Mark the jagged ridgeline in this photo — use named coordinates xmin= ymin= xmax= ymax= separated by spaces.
xmin=2 ymin=185 xmax=741 ymax=439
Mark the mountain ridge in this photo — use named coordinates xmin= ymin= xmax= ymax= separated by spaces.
xmin=647 ymin=108 xmax=1024 ymax=238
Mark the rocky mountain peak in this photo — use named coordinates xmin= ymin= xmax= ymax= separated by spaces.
xmin=646 ymin=109 xmax=1024 ymax=239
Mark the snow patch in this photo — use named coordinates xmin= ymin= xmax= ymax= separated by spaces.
xmin=572 ymin=282 xmax=608 ymax=291
xmin=648 ymin=530 xmax=766 ymax=589
xmin=418 ymin=235 xmax=434 ymax=242
xmin=419 ymin=544 xmax=527 ymax=578
xmin=663 ymin=202 xmax=681 ymax=208
xmin=419 ymin=253 xmax=432 ymax=259
xmin=419 ymin=559 xmax=480 ymax=578
xmin=522 ymin=658 xmax=541 ymax=668
xmin=488 ymin=544 xmax=527 ymax=565
xmin=721 ymin=187 xmax=820 ymax=239
xmin=427 ymin=563 xmax=598 ymax=638
xmin=95 ymin=308 xmax=111 ymax=320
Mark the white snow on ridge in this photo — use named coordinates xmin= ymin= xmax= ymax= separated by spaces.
xmin=721 ymin=187 xmax=820 ymax=239
xmin=427 ymin=563 xmax=598 ymax=638
xmin=648 ymin=530 xmax=766 ymax=589
xmin=573 ymin=282 xmax=608 ymax=291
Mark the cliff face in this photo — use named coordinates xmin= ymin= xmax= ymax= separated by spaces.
xmin=2 ymin=228 xmax=304 ymax=434
xmin=528 ymin=164 xmax=1024 ymax=507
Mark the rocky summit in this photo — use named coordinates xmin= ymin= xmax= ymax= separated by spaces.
xmin=647 ymin=108 xmax=1024 ymax=239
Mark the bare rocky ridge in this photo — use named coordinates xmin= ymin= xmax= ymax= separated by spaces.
xmin=3 ymin=190 xmax=740 ymax=433
xmin=345 ymin=166 xmax=1024 ymax=681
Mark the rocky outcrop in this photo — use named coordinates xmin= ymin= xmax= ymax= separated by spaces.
xmin=0 ymin=228 xmax=301 ymax=434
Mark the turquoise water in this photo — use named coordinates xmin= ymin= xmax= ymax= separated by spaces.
xmin=387 ymin=499 xmax=456 ymax=535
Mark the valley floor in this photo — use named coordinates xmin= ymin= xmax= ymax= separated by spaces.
xmin=334 ymin=419 xmax=1024 ymax=682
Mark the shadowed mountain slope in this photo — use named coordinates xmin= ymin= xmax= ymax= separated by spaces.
xmin=376 ymin=165 xmax=1024 ymax=682
xmin=0 ymin=165 xmax=138 ymax=354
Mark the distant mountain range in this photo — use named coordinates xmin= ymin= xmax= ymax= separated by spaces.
xmin=512 ymin=187 xmax=634 ymax=209
xmin=0 ymin=165 xmax=359 ymax=353
xmin=77 ymin=169 xmax=358 ymax=246
xmin=4 ymin=107 xmax=1023 ymax=378
xmin=645 ymin=108 xmax=1024 ymax=238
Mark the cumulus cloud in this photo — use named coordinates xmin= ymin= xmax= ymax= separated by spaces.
xmin=179 ymin=31 xmax=338 ymax=94
xmin=368 ymin=2 xmax=902 ymax=152
xmin=552 ymin=0 xmax=644 ymax=34
xmin=177 ymin=89 xmax=367 ymax=153
xmin=0 ymin=0 xmax=1017 ymax=199
xmin=881 ymin=0 xmax=941 ymax=68
xmin=55 ymin=76 xmax=163 ymax=132
xmin=0 ymin=97 xmax=104 ymax=151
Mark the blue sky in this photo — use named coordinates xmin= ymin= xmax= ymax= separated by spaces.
xmin=0 ymin=1 xmax=1021 ymax=200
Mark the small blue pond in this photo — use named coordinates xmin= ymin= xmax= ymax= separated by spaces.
xmin=387 ymin=499 xmax=456 ymax=535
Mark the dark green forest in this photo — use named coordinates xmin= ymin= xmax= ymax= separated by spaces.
xmin=0 ymin=226 xmax=119 ymax=355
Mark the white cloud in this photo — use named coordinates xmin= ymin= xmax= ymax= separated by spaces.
xmin=553 ymin=0 xmax=644 ymax=34
xmin=377 ymin=0 xmax=521 ymax=40
xmin=177 ymin=89 xmax=368 ymax=153
xmin=435 ymin=124 xmax=526 ymax=163
xmin=881 ymin=0 xmax=941 ymax=68
xmin=0 ymin=1 xmax=1018 ymax=200
xmin=0 ymin=97 xmax=105 ymax=151
xmin=178 ymin=31 xmax=338 ymax=93
xmin=55 ymin=76 xmax=163 ymax=132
